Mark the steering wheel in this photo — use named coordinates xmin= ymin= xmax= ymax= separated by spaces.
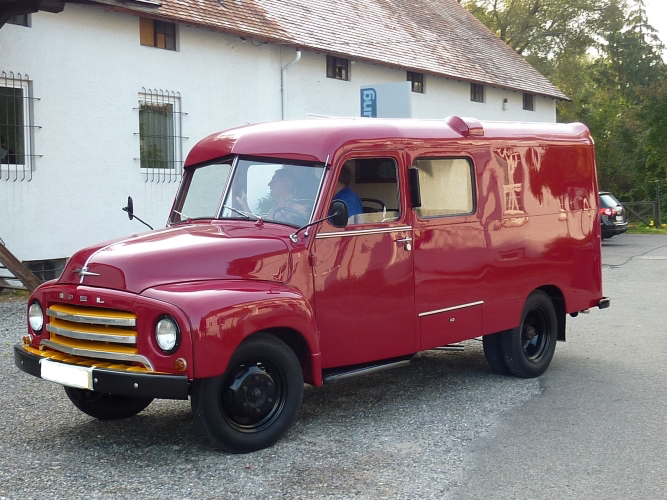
xmin=272 ymin=206 xmax=309 ymax=225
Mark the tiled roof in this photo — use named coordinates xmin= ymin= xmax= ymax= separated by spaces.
xmin=104 ymin=0 xmax=568 ymax=100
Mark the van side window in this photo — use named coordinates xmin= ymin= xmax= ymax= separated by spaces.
xmin=414 ymin=158 xmax=475 ymax=218
xmin=341 ymin=158 xmax=400 ymax=224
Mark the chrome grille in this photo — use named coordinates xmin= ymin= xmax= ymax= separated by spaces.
xmin=43 ymin=304 xmax=153 ymax=370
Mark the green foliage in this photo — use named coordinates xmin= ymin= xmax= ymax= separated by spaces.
xmin=462 ymin=0 xmax=667 ymax=220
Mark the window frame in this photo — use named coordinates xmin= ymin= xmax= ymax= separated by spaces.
xmin=138 ymin=90 xmax=183 ymax=181
xmin=523 ymin=93 xmax=535 ymax=111
xmin=7 ymin=14 xmax=30 ymax=27
xmin=407 ymin=71 xmax=424 ymax=93
xmin=470 ymin=83 xmax=485 ymax=103
xmin=139 ymin=18 xmax=177 ymax=51
xmin=326 ymin=55 xmax=350 ymax=81
xmin=413 ymin=156 xmax=477 ymax=220
xmin=336 ymin=155 xmax=403 ymax=227
xmin=0 ymin=74 xmax=35 ymax=177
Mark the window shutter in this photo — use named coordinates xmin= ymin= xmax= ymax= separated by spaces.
xmin=139 ymin=18 xmax=155 ymax=46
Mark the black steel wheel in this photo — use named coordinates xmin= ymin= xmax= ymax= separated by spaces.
xmin=64 ymin=387 xmax=153 ymax=420
xmin=501 ymin=291 xmax=558 ymax=378
xmin=191 ymin=332 xmax=303 ymax=453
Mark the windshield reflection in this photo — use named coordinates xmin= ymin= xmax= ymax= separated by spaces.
xmin=172 ymin=158 xmax=325 ymax=227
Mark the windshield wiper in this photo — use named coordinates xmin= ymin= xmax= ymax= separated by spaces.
xmin=221 ymin=205 xmax=262 ymax=222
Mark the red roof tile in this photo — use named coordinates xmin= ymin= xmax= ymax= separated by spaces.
xmin=104 ymin=0 xmax=568 ymax=100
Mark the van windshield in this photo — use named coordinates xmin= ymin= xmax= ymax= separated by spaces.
xmin=172 ymin=159 xmax=325 ymax=227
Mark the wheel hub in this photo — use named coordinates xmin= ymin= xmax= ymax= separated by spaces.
xmin=225 ymin=366 xmax=277 ymax=424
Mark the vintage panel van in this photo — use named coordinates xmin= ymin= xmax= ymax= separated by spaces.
xmin=15 ymin=117 xmax=608 ymax=452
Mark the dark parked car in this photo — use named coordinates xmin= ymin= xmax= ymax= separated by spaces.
xmin=599 ymin=192 xmax=628 ymax=239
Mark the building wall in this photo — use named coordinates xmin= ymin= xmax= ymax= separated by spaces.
xmin=0 ymin=4 xmax=557 ymax=264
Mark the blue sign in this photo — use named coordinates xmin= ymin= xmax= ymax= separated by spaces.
xmin=360 ymin=88 xmax=377 ymax=118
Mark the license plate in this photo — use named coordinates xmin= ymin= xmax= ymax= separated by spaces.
xmin=615 ymin=215 xmax=624 ymax=222
xmin=40 ymin=359 xmax=93 ymax=390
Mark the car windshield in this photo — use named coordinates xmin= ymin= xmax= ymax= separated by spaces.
xmin=171 ymin=158 xmax=325 ymax=227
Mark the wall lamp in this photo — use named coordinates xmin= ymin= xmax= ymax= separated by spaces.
xmin=502 ymin=98 xmax=508 ymax=110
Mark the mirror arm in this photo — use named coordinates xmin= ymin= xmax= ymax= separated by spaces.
xmin=290 ymin=212 xmax=340 ymax=244
xmin=130 ymin=215 xmax=154 ymax=231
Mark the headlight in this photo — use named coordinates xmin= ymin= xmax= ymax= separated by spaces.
xmin=28 ymin=301 xmax=44 ymax=333
xmin=155 ymin=316 xmax=180 ymax=353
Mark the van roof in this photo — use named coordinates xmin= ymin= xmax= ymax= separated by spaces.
xmin=184 ymin=117 xmax=593 ymax=168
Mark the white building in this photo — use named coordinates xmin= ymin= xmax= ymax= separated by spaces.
xmin=0 ymin=0 xmax=568 ymax=279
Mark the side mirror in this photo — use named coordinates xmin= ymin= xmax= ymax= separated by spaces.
xmin=123 ymin=196 xmax=134 ymax=220
xmin=329 ymin=200 xmax=349 ymax=228
xmin=408 ymin=168 xmax=421 ymax=208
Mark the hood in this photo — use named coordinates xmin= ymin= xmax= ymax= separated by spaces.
xmin=59 ymin=224 xmax=291 ymax=293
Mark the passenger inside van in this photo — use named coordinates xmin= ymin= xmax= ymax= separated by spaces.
xmin=334 ymin=163 xmax=363 ymax=217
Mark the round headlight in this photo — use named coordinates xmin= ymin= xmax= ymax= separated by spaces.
xmin=28 ymin=302 xmax=44 ymax=333
xmin=155 ymin=316 xmax=180 ymax=353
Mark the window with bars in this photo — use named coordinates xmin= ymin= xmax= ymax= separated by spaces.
xmin=523 ymin=93 xmax=535 ymax=111
xmin=1 ymin=72 xmax=36 ymax=181
xmin=470 ymin=83 xmax=485 ymax=103
xmin=138 ymin=90 xmax=184 ymax=181
xmin=407 ymin=72 xmax=424 ymax=93
xmin=139 ymin=18 xmax=177 ymax=50
xmin=326 ymin=55 xmax=350 ymax=81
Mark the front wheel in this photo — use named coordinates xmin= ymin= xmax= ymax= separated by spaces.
xmin=501 ymin=291 xmax=558 ymax=378
xmin=191 ymin=332 xmax=304 ymax=453
xmin=64 ymin=387 xmax=153 ymax=420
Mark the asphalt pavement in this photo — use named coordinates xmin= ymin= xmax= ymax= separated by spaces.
xmin=1 ymin=233 xmax=666 ymax=499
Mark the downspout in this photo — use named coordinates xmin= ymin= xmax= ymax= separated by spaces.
xmin=281 ymin=49 xmax=302 ymax=120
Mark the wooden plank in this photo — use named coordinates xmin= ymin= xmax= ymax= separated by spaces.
xmin=0 ymin=243 xmax=41 ymax=292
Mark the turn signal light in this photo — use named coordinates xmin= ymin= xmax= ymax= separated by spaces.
xmin=174 ymin=358 xmax=187 ymax=372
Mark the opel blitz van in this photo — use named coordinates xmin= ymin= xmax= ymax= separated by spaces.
xmin=16 ymin=117 xmax=608 ymax=452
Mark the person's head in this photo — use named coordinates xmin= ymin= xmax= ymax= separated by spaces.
xmin=269 ymin=168 xmax=297 ymax=202
xmin=337 ymin=163 xmax=353 ymax=189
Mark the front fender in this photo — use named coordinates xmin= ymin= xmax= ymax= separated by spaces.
xmin=142 ymin=280 xmax=320 ymax=381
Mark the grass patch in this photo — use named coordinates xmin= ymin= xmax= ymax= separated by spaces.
xmin=0 ymin=288 xmax=30 ymax=302
xmin=627 ymin=223 xmax=667 ymax=235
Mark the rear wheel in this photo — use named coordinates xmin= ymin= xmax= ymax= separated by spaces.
xmin=501 ymin=291 xmax=558 ymax=378
xmin=191 ymin=332 xmax=304 ymax=453
xmin=64 ymin=387 xmax=153 ymax=420
xmin=482 ymin=331 xmax=511 ymax=375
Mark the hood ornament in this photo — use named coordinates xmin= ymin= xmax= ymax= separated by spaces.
xmin=73 ymin=266 xmax=100 ymax=283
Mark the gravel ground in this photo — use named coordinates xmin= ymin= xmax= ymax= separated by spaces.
xmin=0 ymin=298 xmax=540 ymax=500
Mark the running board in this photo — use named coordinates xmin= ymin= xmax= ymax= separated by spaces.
xmin=322 ymin=357 xmax=413 ymax=384
xmin=432 ymin=343 xmax=465 ymax=352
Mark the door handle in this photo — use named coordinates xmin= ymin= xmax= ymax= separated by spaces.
xmin=395 ymin=237 xmax=412 ymax=251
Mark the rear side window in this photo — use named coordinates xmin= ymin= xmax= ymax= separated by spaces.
xmin=414 ymin=158 xmax=475 ymax=218
xmin=599 ymin=193 xmax=621 ymax=208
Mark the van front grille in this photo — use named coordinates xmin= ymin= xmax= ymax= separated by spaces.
xmin=43 ymin=304 xmax=153 ymax=370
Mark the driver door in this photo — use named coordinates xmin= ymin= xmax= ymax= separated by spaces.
xmin=312 ymin=153 xmax=416 ymax=369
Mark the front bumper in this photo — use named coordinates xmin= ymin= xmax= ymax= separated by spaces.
xmin=14 ymin=344 xmax=189 ymax=400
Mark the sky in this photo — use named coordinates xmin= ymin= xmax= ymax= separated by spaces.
xmin=643 ymin=0 xmax=667 ymax=59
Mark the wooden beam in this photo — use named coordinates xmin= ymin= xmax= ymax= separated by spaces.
xmin=0 ymin=243 xmax=42 ymax=292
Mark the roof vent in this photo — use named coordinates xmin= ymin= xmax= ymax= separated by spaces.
xmin=445 ymin=116 xmax=484 ymax=137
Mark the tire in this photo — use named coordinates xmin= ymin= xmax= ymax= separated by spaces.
xmin=482 ymin=331 xmax=511 ymax=375
xmin=501 ymin=291 xmax=558 ymax=378
xmin=64 ymin=386 xmax=153 ymax=420
xmin=191 ymin=332 xmax=304 ymax=453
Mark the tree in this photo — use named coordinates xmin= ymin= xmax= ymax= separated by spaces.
xmin=462 ymin=0 xmax=667 ymax=213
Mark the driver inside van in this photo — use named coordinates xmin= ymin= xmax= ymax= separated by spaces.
xmin=237 ymin=168 xmax=311 ymax=225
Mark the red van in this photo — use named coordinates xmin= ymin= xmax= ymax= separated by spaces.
xmin=16 ymin=117 xmax=608 ymax=452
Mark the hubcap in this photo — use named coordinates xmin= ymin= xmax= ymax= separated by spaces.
xmin=221 ymin=362 xmax=284 ymax=432
xmin=521 ymin=310 xmax=550 ymax=362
